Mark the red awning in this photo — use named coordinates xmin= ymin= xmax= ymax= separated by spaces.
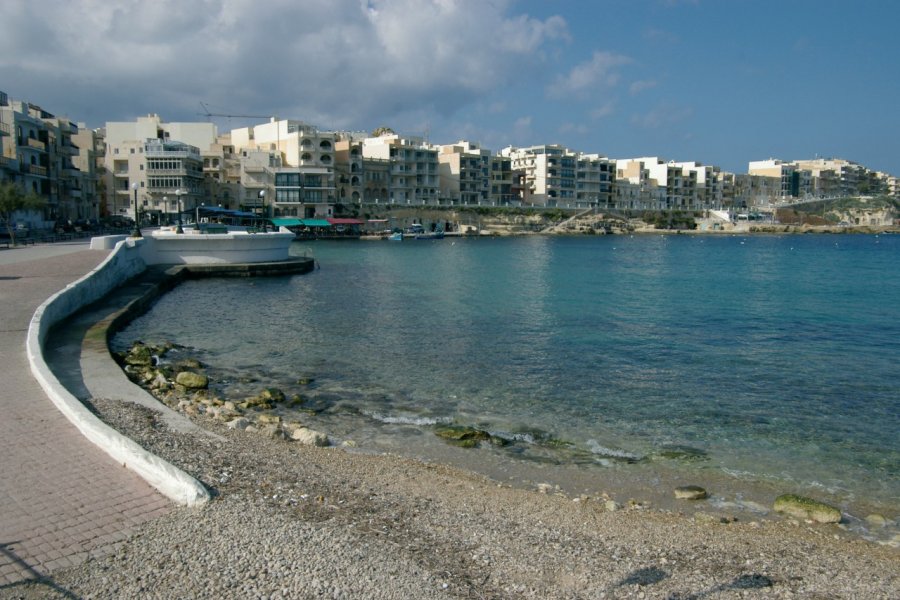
xmin=327 ymin=218 xmax=365 ymax=225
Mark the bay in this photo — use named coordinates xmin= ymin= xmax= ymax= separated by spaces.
xmin=113 ymin=233 xmax=900 ymax=538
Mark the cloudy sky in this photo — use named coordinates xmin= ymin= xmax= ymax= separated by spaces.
xmin=2 ymin=0 xmax=898 ymax=174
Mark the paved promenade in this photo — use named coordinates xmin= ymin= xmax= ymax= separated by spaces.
xmin=0 ymin=242 xmax=170 ymax=587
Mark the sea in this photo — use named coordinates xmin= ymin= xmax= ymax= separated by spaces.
xmin=111 ymin=233 xmax=900 ymax=542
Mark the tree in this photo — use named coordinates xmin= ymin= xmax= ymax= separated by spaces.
xmin=0 ymin=182 xmax=46 ymax=245
xmin=371 ymin=126 xmax=395 ymax=137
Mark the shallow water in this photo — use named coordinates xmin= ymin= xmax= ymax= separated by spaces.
xmin=112 ymin=233 xmax=900 ymax=540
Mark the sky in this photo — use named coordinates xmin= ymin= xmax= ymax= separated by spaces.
xmin=2 ymin=0 xmax=898 ymax=175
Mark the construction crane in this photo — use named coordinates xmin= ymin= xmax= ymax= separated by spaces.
xmin=197 ymin=102 xmax=273 ymax=122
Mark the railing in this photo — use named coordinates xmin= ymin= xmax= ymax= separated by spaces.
xmin=26 ymin=138 xmax=46 ymax=150
xmin=0 ymin=122 xmax=10 ymax=135
xmin=21 ymin=164 xmax=48 ymax=177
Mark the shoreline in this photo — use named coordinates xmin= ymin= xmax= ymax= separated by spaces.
xmin=10 ymin=390 xmax=898 ymax=598
xmin=103 ymin=343 xmax=900 ymax=548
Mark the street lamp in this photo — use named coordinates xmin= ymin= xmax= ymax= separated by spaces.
xmin=163 ymin=196 xmax=167 ymax=227
xmin=130 ymin=182 xmax=142 ymax=238
xmin=175 ymin=189 xmax=184 ymax=233
xmin=258 ymin=190 xmax=266 ymax=232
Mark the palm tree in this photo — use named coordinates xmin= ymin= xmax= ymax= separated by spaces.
xmin=0 ymin=182 xmax=46 ymax=245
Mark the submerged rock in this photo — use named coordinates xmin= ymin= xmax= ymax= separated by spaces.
xmin=655 ymin=445 xmax=709 ymax=462
xmin=773 ymin=494 xmax=842 ymax=523
xmin=434 ymin=424 xmax=492 ymax=448
xmin=674 ymin=485 xmax=709 ymax=500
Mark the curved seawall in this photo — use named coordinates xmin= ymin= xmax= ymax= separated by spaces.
xmin=26 ymin=235 xmax=315 ymax=507
xmin=26 ymin=238 xmax=210 ymax=506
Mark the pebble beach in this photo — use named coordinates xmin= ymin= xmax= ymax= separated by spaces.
xmin=4 ymin=393 xmax=898 ymax=600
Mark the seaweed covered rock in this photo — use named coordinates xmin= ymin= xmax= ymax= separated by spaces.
xmin=175 ymin=371 xmax=209 ymax=390
xmin=773 ymin=494 xmax=842 ymax=523
xmin=434 ymin=425 xmax=493 ymax=448
xmin=124 ymin=342 xmax=153 ymax=366
xmin=674 ymin=485 xmax=708 ymax=500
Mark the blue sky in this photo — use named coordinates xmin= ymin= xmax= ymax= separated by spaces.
xmin=2 ymin=0 xmax=898 ymax=175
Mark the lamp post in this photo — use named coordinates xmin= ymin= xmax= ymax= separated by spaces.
xmin=175 ymin=189 xmax=184 ymax=233
xmin=194 ymin=202 xmax=203 ymax=230
xmin=259 ymin=190 xmax=266 ymax=232
xmin=163 ymin=196 xmax=168 ymax=227
xmin=130 ymin=182 xmax=142 ymax=238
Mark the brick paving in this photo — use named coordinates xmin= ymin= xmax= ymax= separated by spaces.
xmin=0 ymin=242 xmax=171 ymax=587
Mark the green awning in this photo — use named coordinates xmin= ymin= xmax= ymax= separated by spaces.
xmin=301 ymin=218 xmax=332 ymax=227
xmin=271 ymin=218 xmax=303 ymax=227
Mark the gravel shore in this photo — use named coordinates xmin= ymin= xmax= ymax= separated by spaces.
xmin=3 ymin=395 xmax=898 ymax=599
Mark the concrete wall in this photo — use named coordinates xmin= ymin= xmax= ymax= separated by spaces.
xmin=26 ymin=239 xmax=210 ymax=506
xmin=140 ymin=230 xmax=295 ymax=265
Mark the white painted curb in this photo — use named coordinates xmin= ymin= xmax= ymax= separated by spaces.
xmin=26 ymin=239 xmax=210 ymax=507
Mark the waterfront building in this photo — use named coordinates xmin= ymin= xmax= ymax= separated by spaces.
xmin=237 ymin=148 xmax=279 ymax=217
xmin=70 ymin=123 xmax=103 ymax=222
xmin=576 ymin=153 xmax=616 ymax=210
xmin=437 ymin=141 xmax=491 ymax=205
xmin=0 ymin=95 xmax=101 ymax=227
xmin=489 ymin=154 xmax=515 ymax=206
xmin=500 ymin=144 xmax=579 ymax=207
xmin=0 ymin=91 xmax=14 ymax=185
xmin=201 ymin=137 xmax=243 ymax=212
xmin=672 ymin=161 xmax=724 ymax=209
xmin=1 ymin=98 xmax=49 ymax=228
xmin=104 ymin=115 xmax=216 ymax=222
xmin=748 ymin=159 xmax=812 ymax=200
xmin=790 ymin=158 xmax=867 ymax=198
xmin=334 ymin=136 xmax=364 ymax=204
xmin=362 ymin=134 xmax=439 ymax=205
xmin=230 ymin=119 xmax=337 ymax=218
xmin=616 ymin=158 xmax=689 ymax=210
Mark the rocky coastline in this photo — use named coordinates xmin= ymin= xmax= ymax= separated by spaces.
xmin=6 ymin=339 xmax=897 ymax=599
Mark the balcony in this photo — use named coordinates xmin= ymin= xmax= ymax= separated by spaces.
xmin=0 ymin=122 xmax=10 ymax=136
xmin=25 ymin=138 xmax=46 ymax=151
xmin=21 ymin=164 xmax=48 ymax=177
xmin=58 ymin=142 xmax=79 ymax=155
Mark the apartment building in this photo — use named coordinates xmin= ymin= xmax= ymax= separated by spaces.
xmin=0 ymin=95 xmax=102 ymax=227
xmin=0 ymin=91 xmax=13 ymax=185
xmin=437 ymin=141 xmax=490 ymax=205
xmin=104 ymin=114 xmax=216 ymax=222
xmin=500 ymin=145 xmax=574 ymax=207
xmin=231 ymin=119 xmax=336 ymax=218
xmin=674 ymin=161 xmax=724 ymax=208
xmin=362 ymin=134 xmax=439 ymax=205
xmin=71 ymin=123 xmax=103 ymax=221
xmin=791 ymin=158 xmax=865 ymax=198
xmin=489 ymin=155 xmax=514 ymax=206
xmin=576 ymin=154 xmax=616 ymax=209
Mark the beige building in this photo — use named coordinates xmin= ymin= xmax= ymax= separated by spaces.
xmin=104 ymin=114 xmax=216 ymax=222
xmin=231 ymin=119 xmax=336 ymax=218
xmin=489 ymin=154 xmax=514 ymax=206
xmin=362 ymin=134 xmax=438 ymax=205
xmin=576 ymin=153 xmax=616 ymax=209
xmin=437 ymin=141 xmax=491 ymax=205
xmin=0 ymin=94 xmax=101 ymax=227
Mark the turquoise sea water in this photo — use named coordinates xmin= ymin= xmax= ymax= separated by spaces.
xmin=113 ymin=233 xmax=899 ymax=537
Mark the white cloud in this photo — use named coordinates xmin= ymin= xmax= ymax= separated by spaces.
xmin=0 ymin=0 xmax=569 ymax=131
xmin=629 ymin=80 xmax=658 ymax=95
xmin=631 ymin=102 xmax=693 ymax=129
xmin=590 ymin=101 xmax=616 ymax=120
xmin=549 ymin=51 xmax=632 ymax=99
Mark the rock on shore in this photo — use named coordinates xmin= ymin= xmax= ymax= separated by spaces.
xmin=4 ymin=396 xmax=896 ymax=600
